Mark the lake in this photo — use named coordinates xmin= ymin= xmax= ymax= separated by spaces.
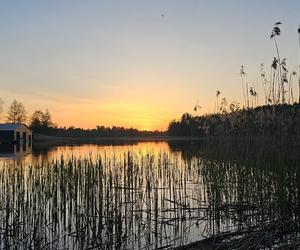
xmin=0 ymin=138 xmax=299 ymax=249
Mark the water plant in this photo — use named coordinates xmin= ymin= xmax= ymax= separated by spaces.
xmin=260 ymin=63 xmax=268 ymax=105
xmin=270 ymin=22 xmax=284 ymax=103
xmin=215 ymin=90 xmax=221 ymax=113
xmin=240 ymin=66 xmax=248 ymax=108
xmin=1 ymin=139 xmax=299 ymax=249
xmin=298 ymin=25 xmax=300 ymax=103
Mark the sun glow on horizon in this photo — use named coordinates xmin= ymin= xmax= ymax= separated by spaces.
xmin=1 ymin=1 xmax=300 ymax=131
xmin=52 ymin=101 xmax=174 ymax=131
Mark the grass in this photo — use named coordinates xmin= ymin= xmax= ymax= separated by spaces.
xmin=0 ymin=139 xmax=299 ymax=249
xmin=0 ymin=151 xmax=201 ymax=249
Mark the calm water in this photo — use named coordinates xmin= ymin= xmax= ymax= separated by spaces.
xmin=0 ymin=138 xmax=299 ymax=249
xmin=0 ymin=141 xmax=174 ymax=166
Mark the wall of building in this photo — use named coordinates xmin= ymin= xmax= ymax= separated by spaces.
xmin=0 ymin=125 xmax=32 ymax=142
xmin=0 ymin=131 xmax=15 ymax=141
xmin=15 ymin=126 xmax=32 ymax=141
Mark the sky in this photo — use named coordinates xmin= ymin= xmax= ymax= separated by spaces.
xmin=0 ymin=0 xmax=300 ymax=130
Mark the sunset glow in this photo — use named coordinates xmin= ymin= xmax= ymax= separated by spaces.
xmin=0 ymin=1 xmax=300 ymax=130
xmin=1 ymin=2 xmax=300 ymax=249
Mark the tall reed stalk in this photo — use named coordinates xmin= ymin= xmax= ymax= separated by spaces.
xmin=298 ymin=26 xmax=300 ymax=103
xmin=240 ymin=66 xmax=248 ymax=107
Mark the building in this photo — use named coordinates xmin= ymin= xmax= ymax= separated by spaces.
xmin=0 ymin=123 xmax=32 ymax=144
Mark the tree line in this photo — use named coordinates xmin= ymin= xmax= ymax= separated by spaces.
xmin=0 ymin=99 xmax=164 ymax=137
xmin=168 ymin=103 xmax=300 ymax=138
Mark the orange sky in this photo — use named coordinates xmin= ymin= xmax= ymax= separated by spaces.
xmin=1 ymin=1 xmax=300 ymax=131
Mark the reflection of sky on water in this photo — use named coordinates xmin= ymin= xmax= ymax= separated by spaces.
xmin=0 ymin=141 xmax=179 ymax=166
xmin=0 ymin=141 xmax=204 ymax=249
xmin=0 ymin=138 xmax=299 ymax=249
xmin=0 ymin=141 xmax=32 ymax=163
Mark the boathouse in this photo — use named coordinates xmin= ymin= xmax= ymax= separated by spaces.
xmin=0 ymin=124 xmax=32 ymax=144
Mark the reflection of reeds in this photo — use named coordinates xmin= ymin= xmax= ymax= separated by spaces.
xmin=0 ymin=152 xmax=202 ymax=249
xmin=0 ymin=144 xmax=299 ymax=249
xmin=196 ymin=146 xmax=300 ymax=249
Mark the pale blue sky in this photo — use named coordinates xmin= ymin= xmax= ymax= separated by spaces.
xmin=0 ymin=1 xmax=299 ymax=129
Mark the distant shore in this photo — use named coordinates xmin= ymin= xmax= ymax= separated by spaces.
xmin=33 ymin=133 xmax=206 ymax=143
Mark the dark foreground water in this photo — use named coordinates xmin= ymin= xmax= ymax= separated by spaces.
xmin=0 ymin=138 xmax=299 ymax=249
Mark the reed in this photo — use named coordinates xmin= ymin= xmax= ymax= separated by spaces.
xmin=0 ymin=140 xmax=299 ymax=249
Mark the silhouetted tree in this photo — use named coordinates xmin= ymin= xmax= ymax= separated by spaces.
xmin=42 ymin=109 xmax=52 ymax=128
xmin=7 ymin=99 xmax=26 ymax=123
xmin=30 ymin=109 xmax=54 ymax=132
xmin=32 ymin=118 xmax=164 ymax=137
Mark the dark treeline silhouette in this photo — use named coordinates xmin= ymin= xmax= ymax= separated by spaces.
xmin=26 ymin=110 xmax=164 ymax=137
xmin=29 ymin=110 xmax=164 ymax=137
xmin=40 ymin=126 xmax=164 ymax=138
xmin=0 ymin=103 xmax=164 ymax=138
xmin=168 ymin=103 xmax=300 ymax=139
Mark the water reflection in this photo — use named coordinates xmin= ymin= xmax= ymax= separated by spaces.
xmin=0 ymin=140 xmax=176 ymax=166
xmin=0 ymin=138 xmax=299 ymax=249
xmin=0 ymin=140 xmax=32 ymax=159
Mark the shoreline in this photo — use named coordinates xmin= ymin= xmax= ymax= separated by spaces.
xmin=33 ymin=134 xmax=297 ymax=143
xmin=33 ymin=134 xmax=207 ymax=143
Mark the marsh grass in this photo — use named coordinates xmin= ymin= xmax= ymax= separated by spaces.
xmin=176 ymin=139 xmax=300 ymax=249
xmin=0 ymin=152 xmax=205 ymax=249
xmin=0 ymin=141 xmax=299 ymax=249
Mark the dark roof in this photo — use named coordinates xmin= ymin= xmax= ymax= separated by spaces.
xmin=0 ymin=123 xmax=31 ymax=131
